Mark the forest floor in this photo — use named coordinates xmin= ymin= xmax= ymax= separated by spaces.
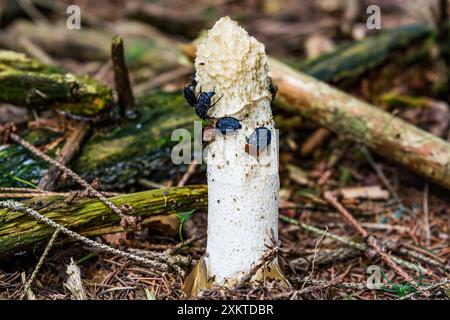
xmin=0 ymin=0 xmax=449 ymax=300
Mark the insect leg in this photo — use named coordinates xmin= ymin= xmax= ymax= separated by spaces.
xmin=211 ymin=94 xmax=224 ymax=107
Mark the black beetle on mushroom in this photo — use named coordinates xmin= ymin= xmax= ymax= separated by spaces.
xmin=183 ymin=79 xmax=222 ymax=121
xmin=245 ymin=127 xmax=272 ymax=157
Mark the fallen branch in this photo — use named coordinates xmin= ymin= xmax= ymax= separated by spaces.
xmin=0 ymin=185 xmax=207 ymax=255
xmin=291 ymin=24 xmax=430 ymax=85
xmin=19 ymin=228 xmax=60 ymax=299
xmin=271 ymin=58 xmax=450 ymax=190
xmin=37 ymin=121 xmax=91 ymax=191
xmin=0 ymin=200 xmax=170 ymax=271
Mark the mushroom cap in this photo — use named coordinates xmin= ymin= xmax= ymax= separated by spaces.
xmin=195 ymin=16 xmax=271 ymax=118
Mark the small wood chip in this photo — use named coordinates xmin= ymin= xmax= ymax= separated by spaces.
xmin=65 ymin=258 xmax=87 ymax=300
xmin=339 ymin=186 xmax=389 ymax=200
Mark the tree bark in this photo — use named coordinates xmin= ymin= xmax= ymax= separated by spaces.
xmin=0 ymin=185 xmax=207 ymax=256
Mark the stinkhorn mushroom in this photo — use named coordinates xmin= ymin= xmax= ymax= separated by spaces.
xmin=183 ymin=16 xmax=288 ymax=296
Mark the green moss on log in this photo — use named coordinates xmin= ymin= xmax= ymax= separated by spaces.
xmin=0 ymin=185 xmax=207 ymax=255
xmin=0 ymin=50 xmax=113 ymax=116
xmin=0 ymin=90 xmax=198 ymax=190
xmin=0 ymin=50 xmax=60 ymax=73
xmin=72 ymin=90 xmax=199 ymax=189
xmin=0 ymin=129 xmax=62 ymax=188
xmin=380 ymin=93 xmax=430 ymax=109
xmin=291 ymin=24 xmax=431 ymax=84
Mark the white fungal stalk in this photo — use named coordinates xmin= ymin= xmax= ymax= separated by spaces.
xmin=184 ymin=17 xmax=286 ymax=293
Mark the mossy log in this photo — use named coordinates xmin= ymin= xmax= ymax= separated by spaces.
xmin=0 ymin=50 xmax=113 ymax=116
xmin=71 ymin=92 xmax=199 ymax=189
xmin=0 ymin=185 xmax=207 ymax=256
xmin=0 ymin=128 xmax=61 ymax=188
xmin=0 ymin=25 xmax=432 ymax=189
xmin=0 ymin=90 xmax=198 ymax=189
xmin=290 ymin=24 xmax=431 ymax=85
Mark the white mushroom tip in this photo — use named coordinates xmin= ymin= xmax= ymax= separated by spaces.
xmin=195 ymin=16 xmax=271 ymax=117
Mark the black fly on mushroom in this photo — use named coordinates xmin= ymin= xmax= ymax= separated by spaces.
xmin=182 ymin=78 xmax=223 ymax=121
xmin=244 ymin=76 xmax=276 ymax=157
xmin=245 ymin=127 xmax=272 ymax=158
xmin=183 ymin=76 xmax=276 ymax=158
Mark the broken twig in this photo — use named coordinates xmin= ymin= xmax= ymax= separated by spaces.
xmin=38 ymin=121 xmax=91 ymax=191
xmin=111 ymin=35 xmax=135 ymax=117
xmin=19 ymin=229 xmax=60 ymax=300
xmin=324 ymin=191 xmax=414 ymax=283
